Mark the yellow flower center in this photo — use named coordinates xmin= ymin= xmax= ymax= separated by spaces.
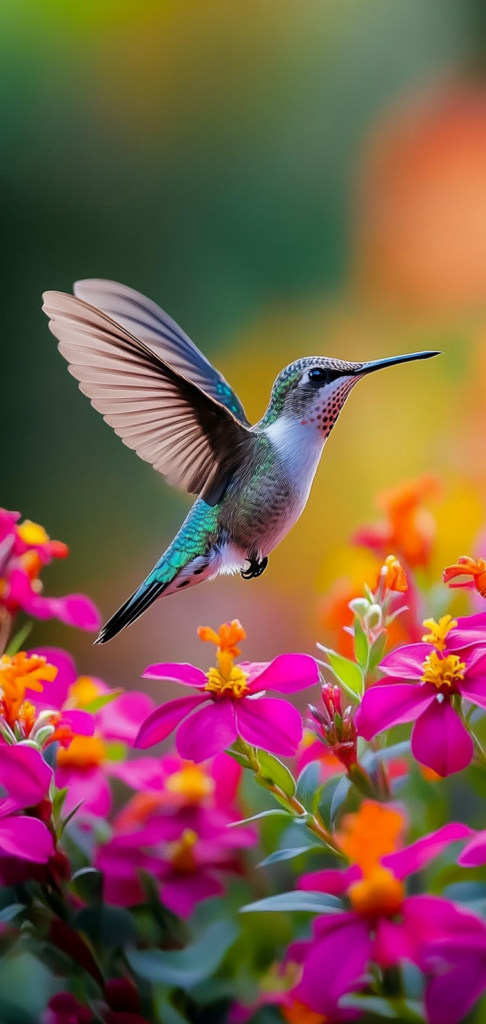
xmin=68 ymin=676 xmax=103 ymax=708
xmin=0 ymin=652 xmax=57 ymax=726
xmin=57 ymin=735 xmax=107 ymax=770
xmin=348 ymin=867 xmax=404 ymax=918
xmin=204 ymin=649 xmax=249 ymax=699
xmin=422 ymin=615 xmax=457 ymax=651
xmin=17 ymin=520 xmax=49 ymax=546
xmin=167 ymin=829 xmax=198 ymax=873
xmin=421 ymin=650 xmax=465 ymax=690
xmin=166 ymin=763 xmax=215 ymax=803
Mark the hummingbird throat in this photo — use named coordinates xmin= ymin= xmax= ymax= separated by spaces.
xmin=204 ymin=649 xmax=250 ymax=699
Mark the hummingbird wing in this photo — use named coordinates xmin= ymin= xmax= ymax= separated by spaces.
xmin=72 ymin=279 xmax=250 ymax=426
xmin=42 ymin=291 xmax=253 ymax=506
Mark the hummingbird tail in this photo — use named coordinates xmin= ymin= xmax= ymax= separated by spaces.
xmin=94 ymin=552 xmax=219 ymax=645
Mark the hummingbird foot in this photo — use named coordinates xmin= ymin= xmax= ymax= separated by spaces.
xmin=241 ymin=556 xmax=269 ymax=580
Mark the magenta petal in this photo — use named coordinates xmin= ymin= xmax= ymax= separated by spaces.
xmin=212 ymin=752 xmax=242 ymax=807
xmin=458 ymin=671 xmax=486 ymax=710
xmin=142 ymin=662 xmax=206 ymax=687
xmin=299 ymin=914 xmax=372 ymax=1012
xmin=374 ymin=919 xmax=412 ymax=967
xmin=235 ymin=696 xmax=302 ymax=755
xmin=0 ymin=745 xmax=52 ymax=808
xmin=411 ymin=698 xmax=474 ymax=776
xmin=106 ymin=757 xmax=163 ymax=791
xmin=0 ymin=816 xmax=54 ymax=862
xmin=424 ymin=942 xmax=486 ymax=1024
xmin=97 ymin=691 xmax=155 ymax=744
xmin=247 ymin=654 xmax=319 ymax=694
xmin=448 ymin=613 xmax=486 ymax=650
xmin=298 ymin=866 xmax=360 ymax=895
xmin=161 ymin=871 xmax=223 ymax=918
xmin=56 ymin=766 xmax=111 ymax=817
xmin=25 ymin=646 xmax=77 ymax=709
xmin=356 ymin=683 xmax=435 ymax=740
xmin=61 ymin=710 xmax=94 ymax=736
xmin=23 ymin=587 xmax=101 ymax=630
xmin=176 ymin=701 xmax=237 ymax=762
xmin=458 ymin=831 xmax=486 ymax=867
xmin=383 ymin=823 xmax=474 ymax=880
xmin=134 ymin=695 xmax=208 ymax=749
xmin=379 ymin=643 xmax=434 ymax=679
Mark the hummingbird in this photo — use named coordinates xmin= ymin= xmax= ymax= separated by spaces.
xmin=42 ymin=280 xmax=440 ymax=644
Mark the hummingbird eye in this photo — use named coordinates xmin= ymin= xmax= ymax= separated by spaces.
xmin=308 ymin=367 xmax=330 ymax=386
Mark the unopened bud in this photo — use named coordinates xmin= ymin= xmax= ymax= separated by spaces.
xmin=349 ymin=597 xmax=370 ymax=617
xmin=365 ymin=604 xmax=382 ymax=629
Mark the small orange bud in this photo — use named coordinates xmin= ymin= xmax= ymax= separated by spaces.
xmin=443 ymin=555 xmax=486 ymax=598
xmin=380 ymin=555 xmax=408 ymax=593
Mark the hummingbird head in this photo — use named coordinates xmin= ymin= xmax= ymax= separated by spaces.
xmin=260 ymin=351 xmax=440 ymax=436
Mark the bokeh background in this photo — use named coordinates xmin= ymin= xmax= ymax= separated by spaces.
xmin=3 ymin=0 xmax=486 ymax=695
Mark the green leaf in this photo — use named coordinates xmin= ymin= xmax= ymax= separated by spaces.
xmin=330 ymin=775 xmax=352 ymax=827
xmin=317 ymin=773 xmax=345 ymax=830
xmin=6 ymin=621 xmax=33 ymax=656
xmin=241 ymin=891 xmax=342 ymax=914
xmin=317 ymin=646 xmax=363 ymax=700
xmin=257 ymin=750 xmax=296 ymax=797
xmin=74 ymin=905 xmax=137 ymax=949
xmin=52 ymin=786 xmax=68 ymax=822
xmin=58 ymin=800 xmax=84 ymax=835
xmin=368 ymin=630 xmax=388 ymax=671
xmin=83 ymin=689 xmax=124 ymax=713
xmin=342 ymin=995 xmax=424 ymax=1022
xmin=377 ymin=740 xmax=411 ymax=763
xmin=126 ymin=918 xmax=239 ymax=987
xmin=0 ymin=903 xmax=25 ymax=923
xmin=295 ymin=761 xmax=320 ymax=811
xmin=228 ymin=808 xmax=292 ymax=826
xmin=70 ymin=868 xmax=103 ymax=904
xmin=354 ymin=616 xmax=369 ymax=669
xmin=226 ymin=748 xmax=250 ymax=767
xmin=258 ymin=845 xmax=323 ymax=868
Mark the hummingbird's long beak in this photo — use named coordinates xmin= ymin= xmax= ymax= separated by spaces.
xmin=356 ymin=350 xmax=441 ymax=376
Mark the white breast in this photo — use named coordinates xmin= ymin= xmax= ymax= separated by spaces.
xmin=264 ymin=417 xmax=326 ymax=510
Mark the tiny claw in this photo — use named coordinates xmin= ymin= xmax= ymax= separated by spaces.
xmin=241 ymin=556 xmax=268 ymax=580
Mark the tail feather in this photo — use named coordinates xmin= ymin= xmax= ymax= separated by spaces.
xmin=95 ymin=579 xmax=166 ymax=644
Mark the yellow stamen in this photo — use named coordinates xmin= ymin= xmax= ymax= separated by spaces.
xmin=422 ymin=615 xmax=457 ymax=651
xmin=17 ymin=520 xmax=49 ymax=546
xmin=57 ymin=735 xmax=107 ymax=770
xmin=348 ymin=866 xmax=404 ymax=918
xmin=68 ymin=676 xmax=103 ymax=708
xmin=0 ymin=652 xmax=57 ymax=725
xmin=166 ymin=763 xmax=214 ymax=802
xmin=421 ymin=650 xmax=465 ymax=690
xmin=167 ymin=829 xmax=198 ymax=873
xmin=204 ymin=648 xmax=249 ymax=698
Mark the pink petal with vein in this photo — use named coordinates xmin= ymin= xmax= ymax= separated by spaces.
xmin=300 ymin=914 xmax=372 ymax=1012
xmin=176 ymin=700 xmax=237 ymax=762
xmin=142 ymin=662 xmax=206 ymax=687
xmin=379 ymin=643 xmax=433 ymax=679
xmin=235 ymin=696 xmax=302 ymax=755
xmin=298 ymin=866 xmax=360 ymax=895
xmin=247 ymin=654 xmax=319 ymax=694
xmin=97 ymin=691 xmax=155 ymax=744
xmin=356 ymin=683 xmax=435 ymax=740
xmin=135 ymin=694 xmax=208 ymax=749
xmin=383 ymin=823 xmax=474 ymax=879
xmin=0 ymin=817 xmax=54 ymax=862
xmin=0 ymin=744 xmax=52 ymax=808
xmin=458 ymin=831 xmax=486 ymax=867
xmin=411 ymin=698 xmax=473 ymax=776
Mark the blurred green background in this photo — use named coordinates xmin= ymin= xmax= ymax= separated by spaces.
xmin=3 ymin=0 xmax=486 ymax=694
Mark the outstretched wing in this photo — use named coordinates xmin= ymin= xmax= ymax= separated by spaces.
xmin=42 ymin=292 xmax=253 ymax=505
xmin=73 ymin=278 xmax=250 ymax=426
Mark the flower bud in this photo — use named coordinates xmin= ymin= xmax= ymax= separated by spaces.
xmin=349 ymin=597 xmax=371 ymax=617
xmin=365 ymin=603 xmax=382 ymax=629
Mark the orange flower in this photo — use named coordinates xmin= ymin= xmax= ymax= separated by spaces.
xmin=282 ymin=999 xmax=328 ymax=1024
xmin=443 ymin=555 xmax=486 ymax=598
xmin=354 ymin=475 xmax=441 ymax=568
xmin=0 ymin=651 xmax=57 ymax=726
xmin=338 ymin=800 xmax=405 ymax=877
xmin=379 ymin=555 xmax=408 ymax=593
xmin=197 ymin=619 xmax=246 ymax=657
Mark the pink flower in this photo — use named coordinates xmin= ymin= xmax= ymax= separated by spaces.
xmin=135 ymin=619 xmax=318 ymax=761
xmin=27 ymin=647 xmax=153 ymax=818
xmin=0 ymin=744 xmax=54 ymax=864
xmin=96 ymin=797 xmax=255 ymax=916
xmin=0 ymin=509 xmax=100 ymax=631
xmin=291 ymin=802 xmax=478 ymax=1022
xmin=356 ymin=613 xmax=486 ymax=776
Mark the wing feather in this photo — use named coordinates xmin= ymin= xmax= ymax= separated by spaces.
xmin=42 ymin=291 xmax=252 ymax=503
xmin=73 ymin=278 xmax=250 ymax=425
